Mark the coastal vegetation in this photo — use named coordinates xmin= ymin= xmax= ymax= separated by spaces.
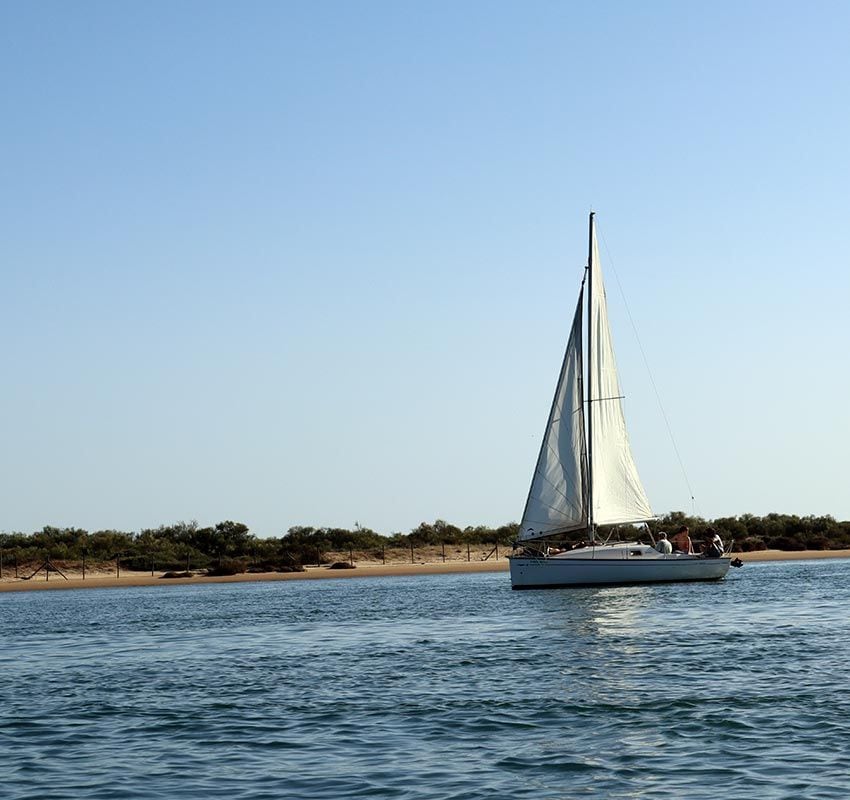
xmin=1 ymin=513 xmax=849 ymax=575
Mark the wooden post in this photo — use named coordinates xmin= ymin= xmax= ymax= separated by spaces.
xmin=442 ymin=542 xmax=445 ymax=563
xmin=151 ymin=555 xmax=155 ymax=577
xmin=82 ymin=552 xmax=86 ymax=581
xmin=186 ymin=552 xmax=190 ymax=573
xmin=382 ymin=544 xmax=385 ymax=565
xmin=14 ymin=552 xmax=18 ymax=579
xmin=349 ymin=546 xmax=353 ymax=566
xmin=116 ymin=556 xmax=120 ymax=579
xmin=410 ymin=540 xmax=414 ymax=564
xmin=467 ymin=542 xmax=471 ymax=562
xmin=316 ymin=547 xmax=321 ymax=567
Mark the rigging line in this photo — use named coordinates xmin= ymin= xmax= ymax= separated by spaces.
xmin=596 ymin=222 xmax=697 ymax=513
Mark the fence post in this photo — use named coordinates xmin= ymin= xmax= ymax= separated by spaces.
xmin=382 ymin=544 xmax=385 ymax=565
xmin=349 ymin=546 xmax=353 ymax=566
xmin=467 ymin=542 xmax=471 ymax=562
xmin=116 ymin=556 xmax=120 ymax=579
xmin=151 ymin=555 xmax=155 ymax=577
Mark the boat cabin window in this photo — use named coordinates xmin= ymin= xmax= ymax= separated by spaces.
xmin=630 ymin=550 xmax=643 ymax=556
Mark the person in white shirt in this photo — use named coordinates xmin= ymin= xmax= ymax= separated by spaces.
xmin=655 ymin=531 xmax=672 ymax=554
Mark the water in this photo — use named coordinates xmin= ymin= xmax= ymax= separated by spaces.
xmin=1 ymin=560 xmax=849 ymax=799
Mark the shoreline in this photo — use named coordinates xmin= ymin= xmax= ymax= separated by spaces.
xmin=0 ymin=549 xmax=848 ymax=593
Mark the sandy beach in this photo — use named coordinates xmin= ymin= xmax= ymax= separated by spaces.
xmin=0 ymin=549 xmax=848 ymax=593
xmin=0 ymin=560 xmax=507 ymax=592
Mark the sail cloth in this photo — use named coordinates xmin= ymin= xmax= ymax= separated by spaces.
xmin=588 ymin=230 xmax=654 ymax=525
xmin=517 ymin=291 xmax=588 ymax=542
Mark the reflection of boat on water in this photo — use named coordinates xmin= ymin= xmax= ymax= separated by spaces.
xmin=509 ymin=213 xmax=730 ymax=589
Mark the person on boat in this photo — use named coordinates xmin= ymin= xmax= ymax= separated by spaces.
xmin=671 ymin=525 xmax=693 ymax=554
xmin=655 ymin=532 xmax=672 ymax=554
xmin=702 ymin=528 xmax=724 ymax=558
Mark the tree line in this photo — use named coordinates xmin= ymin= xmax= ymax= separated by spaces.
xmin=0 ymin=519 xmax=521 ymax=573
xmin=658 ymin=512 xmax=850 ymax=552
xmin=0 ymin=513 xmax=848 ymax=572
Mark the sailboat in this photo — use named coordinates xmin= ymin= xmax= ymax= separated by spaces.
xmin=509 ymin=213 xmax=731 ymax=589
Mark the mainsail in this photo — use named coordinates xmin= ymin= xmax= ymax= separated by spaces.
xmin=517 ymin=291 xmax=588 ymax=541
xmin=588 ymin=228 xmax=653 ymax=525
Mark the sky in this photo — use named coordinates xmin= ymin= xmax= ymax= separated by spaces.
xmin=2 ymin=1 xmax=849 ymax=537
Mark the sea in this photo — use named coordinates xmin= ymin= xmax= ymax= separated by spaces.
xmin=2 ymin=559 xmax=849 ymax=799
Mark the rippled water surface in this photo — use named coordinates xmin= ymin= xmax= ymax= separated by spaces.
xmin=2 ymin=560 xmax=850 ymax=798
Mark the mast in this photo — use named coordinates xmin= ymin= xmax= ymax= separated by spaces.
xmin=586 ymin=211 xmax=595 ymax=541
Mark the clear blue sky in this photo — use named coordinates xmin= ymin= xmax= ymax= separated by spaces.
xmin=2 ymin=1 xmax=849 ymax=536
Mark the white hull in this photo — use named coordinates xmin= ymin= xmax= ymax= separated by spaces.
xmin=510 ymin=545 xmax=730 ymax=588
